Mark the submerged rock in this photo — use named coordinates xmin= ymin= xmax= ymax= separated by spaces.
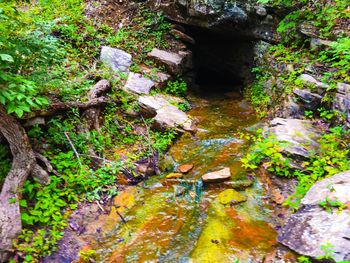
xmin=202 ymin=167 xmax=231 ymax=182
xmin=267 ymin=118 xmax=320 ymax=158
xmin=177 ymin=163 xmax=194 ymax=173
xmin=278 ymin=170 xmax=350 ymax=262
xmin=165 ymin=172 xmax=183 ymax=179
xmin=124 ymin=72 xmax=155 ymax=94
xmin=225 ymin=179 xmax=253 ymax=190
xmin=100 ymin=46 xmax=132 ymax=73
xmin=218 ymin=189 xmax=247 ymax=205
xmin=158 ymin=154 xmax=175 ymax=172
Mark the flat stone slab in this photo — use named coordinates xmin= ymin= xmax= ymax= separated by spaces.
xmin=148 ymin=48 xmax=190 ymax=74
xmin=267 ymin=118 xmax=320 ymax=158
xmin=124 ymin=73 xmax=154 ymax=94
xmin=138 ymin=95 xmax=196 ymax=132
xmin=202 ymin=167 xmax=231 ymax=183
xmin=177 ymin=164 xmax=194 ymax=173
xmin=278 ymin=170 xmax=350 ymax=262
xmin=100 ymin=46 xmax=132 ymax=73
xmin=154 ymin=106 xmax=194 ymax=132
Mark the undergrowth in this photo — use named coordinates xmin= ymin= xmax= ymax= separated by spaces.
xmin=1 ymin=0 xmax=177 ymax=261
xmin=241 ymin=126 xmax=350 ymax=209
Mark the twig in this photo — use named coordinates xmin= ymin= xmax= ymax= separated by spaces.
xmin=96 ymin=200 xmax=105 ymax=212
xmin=116 ymin=210 xmax=127 ymax=224
xmin=64 ymin=131 xmax=82 ymax=168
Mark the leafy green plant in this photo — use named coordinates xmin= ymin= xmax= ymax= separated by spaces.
xmin=79 ymin=249 xmax=97 ymax=262
xmin=164 ymin=79 xmax=188 ymax=97
xmin=318 ymin=242 xmax=336 ymax=260
xmin=318 ymin=197 xmax=346 ymax=213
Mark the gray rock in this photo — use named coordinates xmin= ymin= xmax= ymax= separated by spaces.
xmin=299 ymin=21 xmax=319 ymax=38
xmin=282 ymin=96 xmax=303 ymax=119
xmin=278 ymin=171 xmax=350 ymax=262
xmin=124 ymin=73 xmax=154 ymax=94
xmin=267 ymin=118 xmax=320 ymax=158
xmin=148 ymin=48 xmax=192 ymax=74
xmin=100 ymin=46 xmax=132 ymax=73
xmin=299 ymin=74 xmax=329 ymax=90
xmin=170 ymin=29 xmax=196 ymax=44
xmin=138 ymin=95 xmax=196 ymax=132
xmin=155 ymin=0 xmax=280 ymax=42
xmin=293 ymin=88 xmax=322 ymax=109
xmin=138 ymin=95 xmax=172 ymax=117
xmin=142 ymin=68 xmax=171 ymax=88
xmin=333 ymin=82 xmax=350 ymax=124
xmin=302 ymin=171 xmax=350 ymax=205
xmin=154 ymin=106 xmax=195 ymax=132
xmin=24 ymin=117 xmax=45 ymax=127
xmin=310 ymin=38 xmax=333 ymax=50
xmin=256 ymin=6 xmax=267 ymax=16
xmin=202 ymin=167 xmax=231 ymax=183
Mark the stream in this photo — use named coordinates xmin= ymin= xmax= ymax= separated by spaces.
xmin=93 ymin=91 xmax=278 ymax=262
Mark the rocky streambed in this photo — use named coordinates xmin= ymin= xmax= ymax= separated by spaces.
xmin=46 ymin=91 xmax=300 ymax=262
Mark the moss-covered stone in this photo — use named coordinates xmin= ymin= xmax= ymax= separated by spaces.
xmin=218 ymin=189 xmax=247 ymax=205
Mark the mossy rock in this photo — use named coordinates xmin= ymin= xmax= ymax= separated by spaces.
xmin=218 ymin=189 xmax=247 ymax=205
xmin=158 ymin=154 xmax=175 ymax=172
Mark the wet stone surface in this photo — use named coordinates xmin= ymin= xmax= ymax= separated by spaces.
xmin=48 ymin=91 xmax=297 ymax=262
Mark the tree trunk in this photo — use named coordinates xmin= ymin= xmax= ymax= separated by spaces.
xmin=0 ymin=106 xmax=37 ymax=262
xmin=0 ymin=106 xmax=53 ymax=261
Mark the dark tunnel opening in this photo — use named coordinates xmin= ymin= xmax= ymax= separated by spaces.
xmin=181 ymin=25 xmax=257 ymax=93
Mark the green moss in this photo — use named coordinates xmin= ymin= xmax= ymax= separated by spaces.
xmin=218 ymin=189 xmax=247 ymax=205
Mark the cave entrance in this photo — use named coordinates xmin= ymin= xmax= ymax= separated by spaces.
xmin=184 ymin=26 xmax=256 ymax=93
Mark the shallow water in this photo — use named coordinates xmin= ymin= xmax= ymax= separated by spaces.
xmin=93 ymin=92 xmax=277 ymax=262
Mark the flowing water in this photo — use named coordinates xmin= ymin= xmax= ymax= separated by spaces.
xmin=93 ymin=91 xmax=278 ymax=262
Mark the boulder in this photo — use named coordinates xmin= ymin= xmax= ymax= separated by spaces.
xmin=147 ymin=48 xmax=191 ymax=74
xmin=299 ymin=21 xmax=319 ymax=38
xmin=100 ymin=46 xmax=132 ymax=73
xmin=267 ymin=118 xmax=320 ymax=158
xmin=158 ymin=154 xmax=175 ymax=172
xmin=299 ymin=74 xmax=329 ymax=91
xmin=154 ymin=0 xmax=281 ymax=42
xmin=333 ymin=82 xmax=350 ymax=125
xmin=202 ymin=167 xmax=231 ymax=183
xmin=138 ymin=95 xmax=171 ymax=117
xmin=280 ymin=96 xmax=303 ymax=119
xmin=154 ymin=107 xmax=195 ymax=132
xmin=310 ymin=38 xmax=333 ymax=50
xmin=278 ymin=170 xmax=350 ymax=262
xmin=124 ymin=73 xmax=155 ymax=94
xmin=218 ymin=189 xmax=247 ymax=205
xmin=138 ymin=95 xmax=196 ymax=132
xmin=293 ymin=88 xmax=322 ymax=109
